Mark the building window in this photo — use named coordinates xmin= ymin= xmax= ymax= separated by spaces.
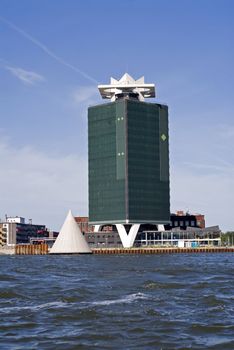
xmin=180 ymin=221 xmax=184 ymax=226
xmin=174 ymin=221 xmax=178 ymax=227
xmin=185 ymin=221 xmax=189 ymax=226
xmin=191 ymin=221 xmax=195 ymax=226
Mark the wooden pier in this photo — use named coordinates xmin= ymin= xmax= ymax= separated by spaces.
xmin=15 ymin=244 xmax=48 ymax=255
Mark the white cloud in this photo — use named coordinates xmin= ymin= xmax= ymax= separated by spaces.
xmin=183 ymin=161 xmax=234 ymax=174
xmin=0 ymin=134 xmax=233 ymax=233
xmin=217 ymin=124 xmax=234 ymax=139
xmin=72 ymin=86 xmax=99 ymax=105
xmin=170 ymin=163 xmax=234 ymax=232
xmin=71 ymin=85 xmax=101 ymax=121
xmin=0 ymin=141 xmax=88 ymax=230
xmin=5 ymin=66 xmax=45 ymax=85
xmin=0 ymin=16 xmax=97 ymax=84
xmin=169 ymin=118 xmax=234 ymax=232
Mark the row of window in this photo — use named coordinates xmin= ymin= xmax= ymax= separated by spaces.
xmin=87 ymin=235 xmax=116 ymax=239
xmin=173 ymin=221 xmax=195 ymax=227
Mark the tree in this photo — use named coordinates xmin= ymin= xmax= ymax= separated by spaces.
xmin=221 ymin=231 xmax=234 ymax=246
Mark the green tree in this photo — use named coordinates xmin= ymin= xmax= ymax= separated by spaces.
xmin=221 ymin=231 xmax=234 ymax=246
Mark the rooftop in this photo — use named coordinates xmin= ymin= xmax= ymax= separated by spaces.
xmin=98 ymin=73 xmax=155 ymax=101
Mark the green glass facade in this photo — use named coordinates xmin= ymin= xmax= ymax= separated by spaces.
xmin=88 ymin=99 xmax=170 ymax=224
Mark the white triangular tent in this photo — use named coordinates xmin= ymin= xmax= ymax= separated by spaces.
xmin=50 ymin=210 xmax=92 ymax=254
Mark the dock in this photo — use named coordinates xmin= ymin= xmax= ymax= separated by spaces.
xmin=92 ymin=247 xmax=234 ymax=254
xmin=4 ymin=245 xmax=234 ymax=255
xmin=15 ymin=244 xmax=48 ymax=255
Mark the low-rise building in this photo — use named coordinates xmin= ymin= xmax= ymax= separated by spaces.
xmin=136 ymin=225 xmax=221 ymax=247
xmin=74 ymin=211 xmax=220 ymax=248
xmin=74 ymin=216 xmax=93 ymax=233
xmin=84 ymin=230 xmax=122 ymax=247
xmin=0 ymin=216 xmax=50 ymax=246
xmin=166 ymin=211 xmax=205 ymax=230
xmin=0 ymin=223 xmax=7 ymax=246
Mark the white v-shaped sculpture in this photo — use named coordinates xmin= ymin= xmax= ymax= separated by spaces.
xmin=50 ymin=210 xmax=92 ymax=254
xmin=116 ymin=224 xmax=140 ymax=248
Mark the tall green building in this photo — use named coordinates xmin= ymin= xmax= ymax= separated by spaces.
xmin=88 ymin=74 xmax=170 ymax=247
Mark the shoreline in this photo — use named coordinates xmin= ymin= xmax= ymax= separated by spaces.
xmin=92 ymin=247 xmax=234 ymax=254
xmin=1 ymin=245 xmax=234 ymax=255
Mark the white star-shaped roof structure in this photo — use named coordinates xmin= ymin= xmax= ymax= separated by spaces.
xmin=98 ymin=73 xmax=155 ymax=101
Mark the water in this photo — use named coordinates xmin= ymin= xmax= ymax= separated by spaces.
xmin=0 ymin=254 xmax=233 ymax=349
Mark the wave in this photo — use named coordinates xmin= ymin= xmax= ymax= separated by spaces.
xmin=87 ymin=292 xmax=149 ymax=306
xmin=0 ymin=301 xmax=66 ymax=314
xmin=0 ymin=293 xmax=149 ymax=314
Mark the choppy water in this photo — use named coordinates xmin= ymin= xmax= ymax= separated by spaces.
xmin=0 ymin=254 xmax=233 ymax=350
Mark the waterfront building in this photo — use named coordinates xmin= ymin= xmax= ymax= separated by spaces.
xmin=0 ymin=216 xmax=49 ymax=246
xmin=0 ymin=224 xmax=6 ymax=246
xmin=29 ymin=230 xmax=59 ymax=247
xmin=81 ymin=223 xmax=221 ymax=248
xmin=0 ymin=216 xmax=51 ymax=246
xmin=166 ymin=211 xmax=205 ymax=230
xmin=88 ymin=73 xmax=170 ymax=247
xmin=136 ymin=225 xmax=221 ymax=247
xmin=74 ymin=216 xmax=93 ymax=234
xmin=84 ymin=230 xmax=122 ymax=247
xmin=74 ymin=212 xmax=220 ymax=248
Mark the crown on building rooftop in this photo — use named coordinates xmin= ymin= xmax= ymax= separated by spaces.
xmin=98 ymin=73 xmax=155 ymax=101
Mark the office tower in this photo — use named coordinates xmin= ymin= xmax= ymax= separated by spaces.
xmin=88 ymin=73 xmax=170 ymax=247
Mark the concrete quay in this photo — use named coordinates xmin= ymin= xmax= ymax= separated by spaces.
xmin=0 ymin=247 xmax=15 ymax=255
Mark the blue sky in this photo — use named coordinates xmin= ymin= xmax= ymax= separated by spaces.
xmin=0 ymin=0 xmax=233 ymax=231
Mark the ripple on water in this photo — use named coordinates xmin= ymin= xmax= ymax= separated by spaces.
xmin=0 ymin=254 xmax=233 ymax=350
xmin=0 ymin=289 xmax=26 ymax=299
xmin=143 ymin=280 xmax=187 ymax=290
xmin=0 ymin=274 xmax=18 ymax=281
xmin=86 ymin=292 xmax=149 ymax=306
xmin=201 ymin=294 xmax=226 ymax=307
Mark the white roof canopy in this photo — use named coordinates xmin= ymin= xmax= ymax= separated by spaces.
xmin=98 ymin=73 xmax=155 ymax=101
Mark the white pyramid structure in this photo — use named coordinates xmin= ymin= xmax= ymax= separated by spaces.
xmin=50 ymin=210 xmax=92 ymax=254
